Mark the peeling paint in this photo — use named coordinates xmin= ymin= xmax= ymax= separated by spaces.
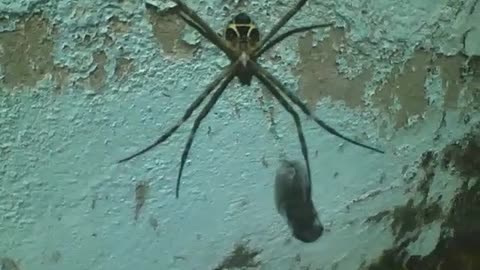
xmin=296 ymin=33 xmax=471 ymax=132
xmin=1 ymin=0 xmax=480 ymax=269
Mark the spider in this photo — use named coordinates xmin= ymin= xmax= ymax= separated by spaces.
xmin=119 ymin=0 xmax=384 ymax=198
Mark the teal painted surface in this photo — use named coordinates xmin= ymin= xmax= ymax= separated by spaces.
xmin=1 ymin=0 xmax=479 ymax=269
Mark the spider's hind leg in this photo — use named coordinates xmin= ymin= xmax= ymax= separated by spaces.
xmin=254 ymin=64 xmax=385 ymax=154
xmin=254 ymin=70 xmax=313 ymax=186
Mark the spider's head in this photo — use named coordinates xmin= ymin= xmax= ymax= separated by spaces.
xmin=224 ymin=13 xmax=260 ymax=54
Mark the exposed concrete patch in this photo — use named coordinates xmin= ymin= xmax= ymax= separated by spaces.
xmin=466 ymin=56 xmax=480 ymax=93
xmin=145 ymin=3 xmax=197 ymax=57
xmin=372 ymin=50 xmax=430 ymax=129
xmin=295 ymin=29 xmax=369 ymax=110
xmin=87 ymin=50 xmax=107 ymax=90
xmin=51 ymin=65 xmax=70 ymax=92
xmin=77 ymin=49 xmax=108 ymax=91
xmin=0 ymin=14 xmax=54 ymax=89
xmin=114 ymin=56 xmax=135 ymax=81
xmin=436 ymin=54 xmax=467 ymax=109
xmin=107 ymin=15 xmax=130 ymax=34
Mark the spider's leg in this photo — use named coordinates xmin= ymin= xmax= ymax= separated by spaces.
xmin=256 ymin=23 xmax=334 ymax=58
xmin=257 ymin=0 xmax=307 ymax=50
xmin=254 ymin=71 xmax=312 ymax=183
xmin=252 ymin=62 xmax=385 ymax=154
xmin=178 ymin=12 xmax=219 ymax=47
xmin=172 ymin=0 xmax=237 ymax=59
xmin=175 ymin=71 xmax=235 ymax=198
xmin=118 ymin=65 xmax=235 ymax=163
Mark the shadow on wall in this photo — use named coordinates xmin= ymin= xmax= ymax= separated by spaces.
xmin=363 ymin=121 xmax=480 ymax=270
xmin=1 ymin=257 xmax=20 ymax=270
xmin=213 ymin=242 xmax=262 ymax=270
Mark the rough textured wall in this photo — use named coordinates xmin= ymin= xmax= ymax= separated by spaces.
xmin=0 ymin=0 xmax=479 ymax=269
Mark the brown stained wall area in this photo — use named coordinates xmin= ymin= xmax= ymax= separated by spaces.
xmin=295 ymin=29 xmax=471 ymax=130
xmin=145 ymin=3 xmax=197 ymax=57
xmin=0 ymin=14 xmax=54 ymax=89
xmin=295 ymin=29 xmax=369 ymax=110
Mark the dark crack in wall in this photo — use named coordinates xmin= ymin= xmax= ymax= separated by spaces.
xmin=213 ymin=242 xmax=262 ymax=270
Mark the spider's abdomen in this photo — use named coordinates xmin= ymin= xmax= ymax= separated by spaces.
xmin=237 ymin=71 xmax=253 ymax=86
xmin=234 ymin=57 xmax=254 ymax=86
xmin=224 ymin=12 xmax=260 ymax=54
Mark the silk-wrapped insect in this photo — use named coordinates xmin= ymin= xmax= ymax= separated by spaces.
xmin=274 ymin=159 xmax=324 ymax=243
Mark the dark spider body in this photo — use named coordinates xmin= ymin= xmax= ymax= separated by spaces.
xmin=225 ymin=13 xmax=260 ymax=85
xmin=119 ymin=0 xmax=385 ymax=198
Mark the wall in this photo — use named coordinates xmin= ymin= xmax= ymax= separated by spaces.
xmin=1 ymin=0 xmax=479 ymax=269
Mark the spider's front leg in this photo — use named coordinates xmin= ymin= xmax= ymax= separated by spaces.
xmin=252 ymin=0 xmax=338 ymax=59
xmin=255 ymin=23 xmax=334 ymax=59
xmin=171 ymin=0 xmax=238 ymax=60
xmin=257 ymin=0 xmax=308 ymax=50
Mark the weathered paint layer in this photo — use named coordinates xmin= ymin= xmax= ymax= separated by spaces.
xmin=1 ymin=0 xmax=480 ymax=269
